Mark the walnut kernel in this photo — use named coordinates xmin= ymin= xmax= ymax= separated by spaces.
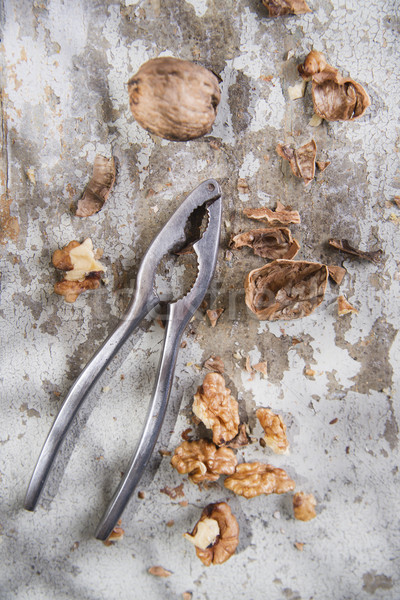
xmin=293 ymin=492 xmax=317 ymax=521
xmin=193 ymin=373 xmax=240 ymax=445
xmin=171 ymin=439 xmax=237 ymax=483
xmin=256 ymin=408 xmax=289 ymax=454
xmin=224 ymin=462 xmax=295 ymax=498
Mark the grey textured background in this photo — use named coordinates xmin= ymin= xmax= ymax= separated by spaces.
xmin=1 ymin=0 xmax=399 ymax=599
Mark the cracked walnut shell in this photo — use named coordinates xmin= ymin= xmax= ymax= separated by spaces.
xmin=245 ymin=259 xmax=328 ymax=321
xmin=256 ymin=408 xmax=289 ymax=454
xmin=230 ymin=228 xmax=300 ymax=260
xmin=298 ymin=51 xmax=370 ymax=121
xmin=293 ymin=492 xmax=317 ymax=521
xmin=224 ymin=462 xmax=295 ymax=498
xmin=262 ymin=0 xmax=311 ymax=17
xmin=185 ymin=502 xmax=239 ymax=566
xmin=193 ymin=373 xmax=240 ymax=445
xmin=276 ymin=140 xmax=317 ymax=185
xmin=128 ymin=57 xmax=221 ymax=141
xmin=171 ymin=439 xmax=237 ymax=484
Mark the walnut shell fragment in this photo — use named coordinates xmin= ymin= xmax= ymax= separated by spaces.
xmin=262 ymin=0 xmax=311 ymax=17
xmin=206 ymin=308 xmax=224 ymax=327
xmin=185 ymin=502 xmax=239 ymax=566
xmin=76 ymin=156 xmax=116 ymax=217
xmin=298 ymin=50 xmax=370 ymax=121
xmin=128 ymin=57 xmax=221 ymax=141
xmin=243 ymin=201 xmax=301 ymax=227
xmin=224 ymin=462 xmax=295 ymax=498
xmin=193 ymin=373 xmax=240 ymax=445
xmin=256 ymin=408 xmax=290 ymax=454
xmin=328 ymin=265 xmax=346 ymax=285
xmin=230 ymin=228 xmax=300 ymax=260
xmin=203 ymin=355 xmax=225 ymax=374
xmin=276 ymin=140 xmax=316 ymax=185
xmin=245 ymin=259 xmax=328 ymax=321
xmin=171 ymin=439 xmax=237 ymax=484
xmin=337 ymin=295 xmax=358 ymax=316
xmin=52 ymin=239 xmax=105 ymax=303
xmin=293 ymin=492 xmax=317 ymax=521
xmin=221 ymin=423 xmax=252 ymax=449
xmin=328 ymin=238 xmax=382 ymax=263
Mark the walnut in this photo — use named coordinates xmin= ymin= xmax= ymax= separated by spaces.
xmin=76 ymin=155 xmax=116 ymax=217
xmin=276 ymin=140 xmax=317 ymax=185
xmin=256 ymin=408 xmax=289 ymax=454
xmin=245 ymin=259 xmax=329 ymax=321
xmin=262 ymin=0 xmax=311 ymax=17
xmin=298 ymin=51 xmax=370 ymax=121
xmin=224 ymin=462 xmax=295 ymax=498
xmin=229 ymin=227 xmax=300 ymax=260
xmin=185 ymin=502 xmax=239 ymax=566
xmin=171 ymin=439 xmax=237 ymax=483
xmin=328 ymin=238 xmax=382 ymax=264
xmin=337 ymin=295 xmax=358 ymax=316
xmin=243 ymin=201 xmax=301 ymax=227
xmin=128 ymin=57 xmax=221 ymax=141
xmin=103 ymin=520 xmax=124 ymax=546
xmin=193 ymin=373 xmax=240 ymax=445
xmin=52 ymin=239 xmax=105 ymax=303
xmin=293 ymin=492 xmax=317 ymax=521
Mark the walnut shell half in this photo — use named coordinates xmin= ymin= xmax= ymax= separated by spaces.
xmin=245 ymin=259 xmax=328 ymax=321
xmin=230 ymin=227 xmax=300 ymax=260
xmin=128 ymin=57 xmax=221 ymax=141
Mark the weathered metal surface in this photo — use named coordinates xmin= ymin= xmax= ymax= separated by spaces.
xmin=1 ymin=0 xmax=399 ymax=598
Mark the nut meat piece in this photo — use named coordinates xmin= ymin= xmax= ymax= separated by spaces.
xmin=171 ymin=439 xmax=237 ymax=484
xmin=276 ymin=140 xmax=317 ymax=185
xmin=298 ymin=50 xmax=370 ymax=121
xmin=245 ymin=259 xmax=329 ymax=321
xmin=262 ymin=0 xmax=311 ymax=17
xmin=103 ymin=520 xmax=124 ymax=546
xmin=185 ymin=502 xmax=239 ymax=566
xmin=293 ymin=492 xmax=317 ymax=521
xmin=243 ymin=201 xmax=301 ymax=227
xmin=256 ymin=408 xmax=290 ymax=454
xmin=148 ymin=566 xmax=172 ymax=577
xmin=128 ymin=57 xmax=221 ymax=141
xmin=76 ymin=156 xmax=116 ymax=217
xmin=230 ymin=227 xmax=300 ymax=260
xmin=224 ymin=462 xmax=295 ymax=498
xmin=193 ymin=373 xmax=240 ymax=445
xmin=53 ymin=239 xmax=105 ymax=303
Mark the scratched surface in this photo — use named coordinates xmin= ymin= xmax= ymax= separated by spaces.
xmin=1 ymin=0 xmax=400 ymax=598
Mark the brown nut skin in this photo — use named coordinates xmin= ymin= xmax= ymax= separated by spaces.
xmin=52 ymin=241 xmax=81 ymax=270
xmin=224 ymin=462 xmax=295 ymax=498
xmin=189 ymin=502 xmax=239 ymax=566
xmin=128 ymin=57 xmax=221 ymax=141
xmin=245 ymin=259 xmax=328 ymax=321
xmin=293 ymin=491 xmax=317 ymax=521
xmin=54 ymin=274 xmax=101 ymax=303
xmin=171 ymin=439 xmax=237 ymax=484
xmin=193 ymin=373 xmax=240 ymax=445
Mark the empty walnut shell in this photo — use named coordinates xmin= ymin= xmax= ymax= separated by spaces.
xmin=298 ymin=51 xmax=370 ymax=121
xmin=128 ymin=57 xmax=221 ymax=141
xmin=230 ymin=227 xmax=300 ymax=260
xmin=245 ymin=259 xmax=328 ymax=320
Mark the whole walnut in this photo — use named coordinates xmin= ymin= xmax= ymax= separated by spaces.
xmin=128 ymin=57 xmax=221 ymax=141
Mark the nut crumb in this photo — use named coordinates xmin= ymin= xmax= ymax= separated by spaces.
xmin=166 ymin=520 xmax=175 ymax=527
xmin=256 ymin=408 xmax=290 ymax=454
xmin=293 ymin=492 xmax=317 ymax=521
xmin=304 ymin=367 xmax=316 ymax=378
xmin=237 ymin=178 xmax=250 ymax=193
xmin=179 ymin=500 xmax=188 ymax=507
xmin=224 ymin=462 xmax=295 ymax=498
xmin=182 ymin=593 xmax=192 ymax=600
xmin=148 ymin=566 xmax=172 ymax=578
xmin=138 ymin=491 xmax=145 ymax=499
xmin=103 ymin=520 xmax=124 ymax=546
xmin=193 ymin=373 xmax=240 ymax=445
xmin=160 ymin=483 xmax=185 ymax=499
xmin=294 ymin=542 xmax=305 ymax=551
xmin=329 ymin=418 xmax=338 ymax=425
xmin=181 ymin=428 xmax=193 ymax=441
xmin=288 ymin=79 xmax=307 ymax=100
xmin=206 ymin=308 xmax=224 ymax=327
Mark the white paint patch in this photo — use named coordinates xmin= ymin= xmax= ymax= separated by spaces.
xmin=250 ymin=80 xmax=285 ymax=131
xmin=211 ymin=61 xmax=236 ymax=144
xmin=239 ymin=152 xmax=260 ymax=179
xmin=185 ymin=0 xmax=208 ymax=17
